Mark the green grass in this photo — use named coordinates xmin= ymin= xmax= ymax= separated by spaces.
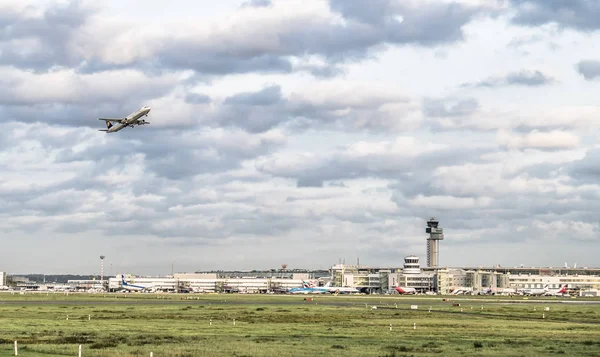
xmin=0 ymin=293 xmax=599 ymax=356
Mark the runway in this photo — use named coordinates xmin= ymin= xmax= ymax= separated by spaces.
xmin=1 ymin=296 xmax=599 ymax=306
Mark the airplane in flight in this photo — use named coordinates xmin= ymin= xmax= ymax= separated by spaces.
xmin=98 ymin=106 xmax=151 ymax=133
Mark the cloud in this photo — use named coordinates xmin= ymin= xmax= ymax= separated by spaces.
xmin=497 ymin=130 xmax=581 ymax=151
xmin=0 ymin=0 xmax=492 ymax=77
xmin=0 ymin=67 xmax=178 ymax=106
xmin=212 ymin=82 xmax=418 ymax=133
xmin=576 ymin=60 xmax=600 ymax=80
xmin=241 ymin=0 xmax=273 ymax=8
xmin=461 ymin=69 xmax=555 ymax=88
xmin=184 ymin=93 xmax=211 ymax=104
xmin=422 ymin=97 xmax=479 ymax=117
xmin=509 ymin=0 xmax=600 ymax=31
xmin=568 ymin=148 xmax=600 ymax=183
xmin=3 ymin=0 xmax=600 ymax=274
xmin=256 ymin=136 xmax=491 ymax=187
xmin=423 ymin=104 xmax=600 ymax=132
xmin=0 ymin=0 xmax=98 ymax=71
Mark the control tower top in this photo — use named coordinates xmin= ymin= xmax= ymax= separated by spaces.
xmin=426 ymin=217 xmax=444 ymax=240
xmin=426 ymin=217 xmax=439 ymax=228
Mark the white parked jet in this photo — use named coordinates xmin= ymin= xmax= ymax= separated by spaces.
xmin=98 ymin=106 xmax=151 ymax=133
xmin=522 ymin=284 xmax=551 ymax=296
xmin=120 ymin=275 xmax=154 ymax=292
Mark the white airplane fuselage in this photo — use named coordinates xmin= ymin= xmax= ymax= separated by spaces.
xmin=103 ymin=106 xmax=151 ymax=133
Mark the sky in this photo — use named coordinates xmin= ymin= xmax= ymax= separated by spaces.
xmin=2 ymin=0 xmax=600 ymax=275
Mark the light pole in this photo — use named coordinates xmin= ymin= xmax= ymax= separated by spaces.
xmin=100 ymin=256 xmax=105 ymax=286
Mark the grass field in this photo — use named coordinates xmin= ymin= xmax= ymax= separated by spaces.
xmin=1 ymin=293 xmax=599 ymax=356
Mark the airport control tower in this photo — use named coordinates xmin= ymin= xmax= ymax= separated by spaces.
xmin=425 ymin=217 xmax=444 ymax=267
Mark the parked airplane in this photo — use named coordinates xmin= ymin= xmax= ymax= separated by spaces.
xmin=544 ymin=285 xmax=568 ymax=296
xmin=288 ymin=283 xmax=327 ymax=295
xmin=522 ymin=284 xmax=552 ymax=296
xmin=321 ymin=281 xmax=359 ymax=294
xmin=98 ymin=106 xmax=151 ymax=133
xmin=288 ymin=280 xmax=359 ymax=294
xmin=395 ymin=286 xmax=417 ymax=294
xmin=120 ymin=275 xmax=154 ymax=292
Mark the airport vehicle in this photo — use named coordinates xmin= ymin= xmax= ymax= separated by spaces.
xmin=98 ymin=106 xmax=151 ymax=133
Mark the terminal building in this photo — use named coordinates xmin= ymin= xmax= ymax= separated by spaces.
xmin=107 ymin=271 xmax=327 ymax=293
xmin=4 ymin=218 xmax=600 ymax=296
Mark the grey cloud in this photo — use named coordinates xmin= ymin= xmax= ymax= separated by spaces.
xmin=185 ymin=93 xmax=211 ymax=104
xmin=462 ymin=70 xmax=555 ymax=88
xmin=297 ymin=178 xmax=324 ymax=188
xmin=422 ymin=97 xmax=479 ymax=117
xmin=1 ymin=1 xmax=490 ymax=77
xmin=55 ymin=128 xmax=283 ymax=180
xmin=0 ymin=123 xmax=292 ymax=240
xmin=506 ymin=70 xmax=554 ymax=86
xmin=155 ymin=51 xmax=293 ymax=76
xmin=224 ymin=86 xmax=283 ymax=106
xmin=158 ymin=1 xmax=487 ymax=74
xmin=329 ymin=0 xmax=393 ymax=25
xmin=509 ymin=0 xmax=600 ymax=31
xmin=219 ymin=88 xmax=289 ymax=133
xmin=241 ymin=0 xmax=273 ymax=8
xmin=576 ymin=60 xmax=600 ymax=80
xmin=150 ymin=0 xmax=478 ymax=77
xmin=257 ymin=143 xmax=491 ymax=188
xmin=0 ymin=1 xmax=94 ymax=71
xmin=568 ymin=148 xmax=600 ymax=183
xmin=214 ymin=85 xmax=413 ymax=134
xmin=294 ymin=64 xmax=346 ymax=78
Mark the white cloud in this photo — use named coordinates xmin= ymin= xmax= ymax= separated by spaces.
xmin=497 ymin=129 xmax=581 ymax=150
xmin=0 ymin=67 xmax=179 ymax=105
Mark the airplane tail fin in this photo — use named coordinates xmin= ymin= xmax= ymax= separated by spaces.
xmin=106 ymin=121 xmax=113 ymax=129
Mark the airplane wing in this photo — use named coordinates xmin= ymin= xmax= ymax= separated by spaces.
xmin=98 ymin=118 xmax=125 ymax=123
